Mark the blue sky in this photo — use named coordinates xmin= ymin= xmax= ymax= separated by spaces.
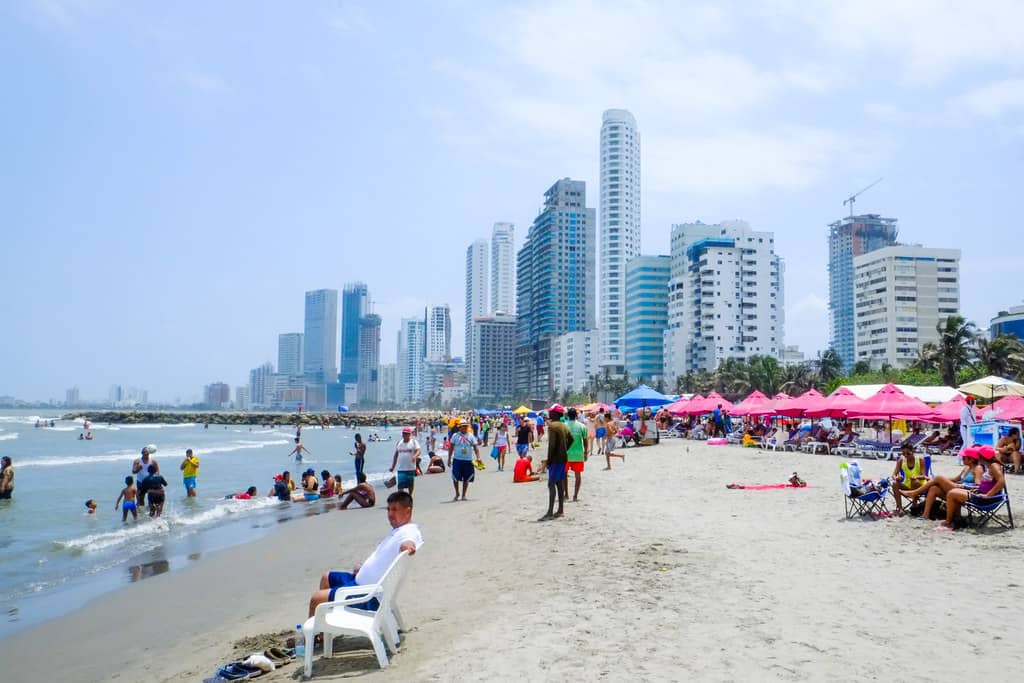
xmin=2 ymin=1 xmax=1023 ymax=402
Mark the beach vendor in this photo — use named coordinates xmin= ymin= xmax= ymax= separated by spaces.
xmin=390 ymin=427 xmax=421 ymax=495
xmin=307 ymin=490 xmax=422 ymax=618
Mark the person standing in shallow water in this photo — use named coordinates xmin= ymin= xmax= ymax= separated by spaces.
xmin=0 ymin=456 xmax=14 ymax=500
xmin=352 ymin=433 xmax=366 ymax=478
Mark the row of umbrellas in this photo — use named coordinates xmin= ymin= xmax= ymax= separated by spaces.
xmin=608 ymin=377 xmax=1024 ymax=423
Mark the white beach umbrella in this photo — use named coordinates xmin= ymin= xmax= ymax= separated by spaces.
xmin=957 ymin=375 xmax=1024 ymax=403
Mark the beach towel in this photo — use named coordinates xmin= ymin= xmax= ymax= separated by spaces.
xmin=725 ymin=483 xmax=810 ymax=490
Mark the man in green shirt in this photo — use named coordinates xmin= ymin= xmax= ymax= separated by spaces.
xmin=564 ymin=407 xmax=589 ymax=502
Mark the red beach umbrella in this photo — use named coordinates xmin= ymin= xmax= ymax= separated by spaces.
xmin=922 ymin=394 xmax=983 ymax=424
xmin=665 ymin=396 xmax=690 ymax=416
xmin=984 ymin=395 xmax=1024 ymax=421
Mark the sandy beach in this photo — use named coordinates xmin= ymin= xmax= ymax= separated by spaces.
xmin=3 ymin=438 xmax=1023 ymax=681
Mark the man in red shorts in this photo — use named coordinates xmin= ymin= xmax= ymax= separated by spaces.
xmin=564 ymin=407 xmax=589 ymax=502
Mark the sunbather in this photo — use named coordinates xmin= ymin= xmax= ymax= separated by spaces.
xmin=920 ymin=430 xmax=942 ymax=447
xmin=903 ymin=447 xmax=981 ymax=519
xmin=891 ymin=444 xmax=928 ymax=514
xmin=938 ymin=446 xmax=1005 ymax=531
xmin=997 ymin=427 xmax=1021 ymax=473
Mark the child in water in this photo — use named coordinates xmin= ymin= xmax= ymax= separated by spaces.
xmin=115 ymin=476 xmax=138 ymax=521
xmin=84 ymin=499 xmax=97 ymax=514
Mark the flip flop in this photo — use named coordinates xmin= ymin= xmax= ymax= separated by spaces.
xmin=215 ymin=663 xmax=255 ymax=680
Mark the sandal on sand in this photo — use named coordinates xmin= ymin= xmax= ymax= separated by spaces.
xmin=216 ymin=663 xmax=259 ymax=680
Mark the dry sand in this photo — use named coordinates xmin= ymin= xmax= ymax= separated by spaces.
xmin=2 ymin=439 xmax=1023 ymax=682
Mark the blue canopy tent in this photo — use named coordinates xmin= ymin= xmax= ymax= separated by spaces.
xmin=615 ymin=384 xmax=673 ymax=409
xmin=337 ymin=405 xmax=349 ymax=413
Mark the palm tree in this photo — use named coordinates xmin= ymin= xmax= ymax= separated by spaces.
xmin=976 ymin=334 xmax=1024 ymax=378
xmin=746 ymin=355 xmax=784 ymax=396
xmin=935 ymin=315 xmax=977 ymax=386
xmin=817 ymin=348 xmax=842 ymax=383
xmin=851 ymin=360 xmax=872 ymax=376
xmin=912 ymin=342 xmax=939 ymax=372
xmin=779 ymin=363 xmax=814 ymax=395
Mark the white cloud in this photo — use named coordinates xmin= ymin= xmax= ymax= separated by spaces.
xmin=177 ymin=70 xmax=233 ymax=96
xmin=955 ymin=79 xmax=1024 ymax=119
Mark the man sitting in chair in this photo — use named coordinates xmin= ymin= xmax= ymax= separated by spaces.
xmin=308 ymin=491 xmax=423 ymax=617
xmin=891 ymin=443 xmax=928 ymax=515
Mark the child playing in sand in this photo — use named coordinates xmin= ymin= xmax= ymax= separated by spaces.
xmin=115 ymin=476 xmax=138 ymax=521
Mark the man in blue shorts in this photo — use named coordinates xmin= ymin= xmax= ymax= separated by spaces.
xmin=539 ymin=404 xmax=571 ymax=521
xmin=308 ymin=490 xmax=422 ymax=617
xmin=447 ymin=418 xmax=481 ymax=501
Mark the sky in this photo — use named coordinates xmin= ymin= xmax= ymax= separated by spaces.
xmin=2 ymin=1 xmax=1023 ymax=402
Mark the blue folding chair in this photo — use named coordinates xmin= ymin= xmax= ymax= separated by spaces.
xmin=963 ymin=481 xmax=1014 ymax=530
xmin=840 ymin=463 xmax=891 ymax=519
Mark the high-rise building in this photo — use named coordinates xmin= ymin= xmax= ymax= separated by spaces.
xmin=828 ymin=214 xmax=898 ymax=370
xmin=235 ymin=385 xmax=250 ymax=411
xmin=854 ymin=245 xmax=960 ymax=369
xmin=470 ymin=314 xmax=517 ymax=398
xmin=550 ymin=329 xmax=601 ymax=396
xmin=599 ymin=108 xmax=641 ymax=374
xmin=663 ymin=221 xmax=784 ymax=379
xmin=396 ymin=316 xmax=426 ymax=405
xmin=65 ymin=387 xmax=80 ymax=407
xmin=356 ymin=313 xmax=381 ymax=405
xmin=465 ymin=239 xmax=489 ymax=375
xmin=204 ymin=382 xmax=231 ymax=409
xmin=426 ymin=304 xmax=452 ymax=362
xmin=340 ymin=283 xmax=368 ymax=385
xmin=248 ymin=362 xmax=275 ymax=408
xmin=515 ymin=178 xmax=596 ymax=398
xmin=491 ymin=223 xmax=515 ymax=314
xmin=625 ymin=255 xmax=670 ymax=383
xmin=277 ymin=333 xmax=304 ymax=377
xmin=302 ymin=289 xmax=339 ymax=384
xmin=991 ymin=303 xmax=1024 ymax=340
xmin=379 ymin=363 xmax=397 ymax=405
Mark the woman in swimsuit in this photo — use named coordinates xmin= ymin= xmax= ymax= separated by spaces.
xmin=997 ymin=427 xmax=1021 ymax=473
xmin=939 ymin=446 xmax=1005 ymax=530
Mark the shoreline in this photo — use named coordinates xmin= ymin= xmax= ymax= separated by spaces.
xmin=2 ymin=439 xmax=1022 ymax=680
xmin=61 ymin=410 xmax=451 ymax=427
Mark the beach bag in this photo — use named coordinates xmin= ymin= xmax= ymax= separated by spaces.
xmin=490 ymin=446 xmax=499 ymax=460
xmin=384 ymin=475 xmax=397 ymax=489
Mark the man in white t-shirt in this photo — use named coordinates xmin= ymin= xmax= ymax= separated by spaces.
xmin=960 ymin=396 xmax=977 ymax=447
xmin=389 ymin=427 xmax=422 ymax=493
xmin=308 ymin=490 xmax=423 ymax=616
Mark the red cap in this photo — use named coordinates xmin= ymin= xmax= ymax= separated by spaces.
xmin=960 ymin=446 xmax=980 ymax=460
xmin=548 ymin=403 xmax=565 ymax=414
xmin=402 ymin=426 xmax=414 ymax=434
xmin=273 ymin=474 xmax=283 ymax=481
xmin=977 ymin=446 xmax=997 ymax=461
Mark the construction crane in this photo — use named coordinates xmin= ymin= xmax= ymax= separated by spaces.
xmin=843 ymin=177 xmax=882 ymax=217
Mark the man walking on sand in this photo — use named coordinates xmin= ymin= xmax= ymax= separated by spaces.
xmin=448 ymin=418 xmax=481 ymax=501
xmin=539 ymin=404 xmax=571 ymax=521
xmin=564 ymin=407 xmax=589 ymax=502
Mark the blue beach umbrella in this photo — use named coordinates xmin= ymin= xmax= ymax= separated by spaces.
xmin=337 ymin=405 xmax=349 ymax=413
xmin=615 ymin=384 xmax=673 ymax=409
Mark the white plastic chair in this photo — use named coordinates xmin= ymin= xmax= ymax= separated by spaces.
xmin=303 ymin=549 xmax=415 ymax=677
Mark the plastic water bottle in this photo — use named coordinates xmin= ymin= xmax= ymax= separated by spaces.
xmin=848 ymin=461 xmax=862 ymax=487
xmin=294 ymin=624 xmax=305 ymax=656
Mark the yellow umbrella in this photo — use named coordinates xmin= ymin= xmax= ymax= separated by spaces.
xmin=512 ymin=405 xmax=531 ymax=415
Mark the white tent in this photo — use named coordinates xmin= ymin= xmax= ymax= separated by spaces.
xmin=840 ymin=384 xmax=963 ymax=404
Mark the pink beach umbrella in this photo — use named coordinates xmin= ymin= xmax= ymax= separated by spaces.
xmin=922 ymin=394 xmax=983 ymax=424
xmin=773 ymin=388 xmax=825 ymax=418
xmin=686 ymin=392 xmax=734 ymax=416
xmin=844 ymin=383 xmax=933 ymax=440
xmin=731 ymin=390 xmax=770 ymax=416
xmin=803 ymin=387 xmax=865 ymax=419
xmin=665 ymin=396 xmax=690 ymax=416
xmin=984 ymin=395 xmax=1024 ymax=421
xmin=748 ymin=392 xmax=792 ymax=417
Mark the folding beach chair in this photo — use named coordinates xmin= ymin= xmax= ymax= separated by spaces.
xmin=963 ymin=482 xmax=1014 ymax=530
xmin=840 ymin=464 xmax=891 ymax=519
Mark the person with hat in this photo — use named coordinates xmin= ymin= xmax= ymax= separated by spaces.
xmin=539 ymin=404 xmax=571 ymax=521
xmin=269 ymin=473 xmax=291 ymax=501
xmin=960 ymin=396 xmax=977 ymax=447
xmin=939 ymin=445 xmax=1005 ymax=530
xmin=447 ymin=418 xmax=481 ymax=501
xmin=390 ymin=427 xmax=422 ymax=495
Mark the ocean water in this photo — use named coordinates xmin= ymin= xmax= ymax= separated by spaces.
xmin=0 ymin=409 xmax=410 ymax=638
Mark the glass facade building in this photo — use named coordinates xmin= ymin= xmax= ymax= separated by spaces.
xmin=625 ymin=255 xmax=670 ymax=383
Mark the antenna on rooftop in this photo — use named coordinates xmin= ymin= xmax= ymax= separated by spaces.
xmin=843 ymin=177 xmax=883 ymax=218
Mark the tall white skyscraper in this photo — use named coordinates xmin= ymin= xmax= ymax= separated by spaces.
xmin=397 ymin=317 xmax=426 ymax=405
xmin=302 ymin=289 xmax=339 ymax=384
xmin=426 ymin=304 xmax=452 ymax=362
xmin=491 ymin=222 xmax=515 ymax=315
xmin=465 ymin=239 xmax=489 ymax=371
xmin=277 ymin=333 xmax=304 ymax=377
xmin=599 ymin=108 xmax=641 ymax=373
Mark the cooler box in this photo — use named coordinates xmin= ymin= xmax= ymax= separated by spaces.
xmin=969 ymin=421 xmax=1015 ymax=447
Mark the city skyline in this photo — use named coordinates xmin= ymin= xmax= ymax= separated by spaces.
xmin=4 ymin=3 xmax=1022 ymax=401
